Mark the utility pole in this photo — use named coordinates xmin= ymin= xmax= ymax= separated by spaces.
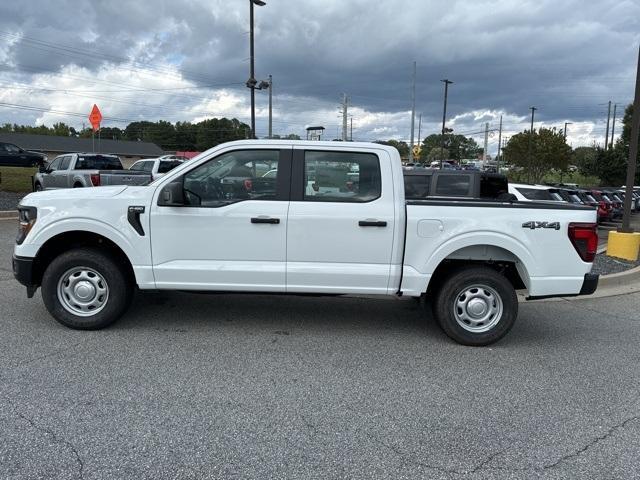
xmin=620 ymin=45 xmax=640 ymax=234
xmin=268 ymin=74 xmax=272 ymax=139
xmin=341 ymin=93 xmax=349 ymax=141
xmin=246 ymin=0 xmax=266 ymax=139
xmin=564 ymin=121 xmax=572 ymax=141
xmin=483 ymin=122 xmax=489 ymax=163
xmin=350 ymin=116 xmax=353 ymax=141
xmin=528 ymin=106 xmax=537 ymax=183
xmin=409 ymin=61 xmax=416 ymax=163
xmin=440 ymin=79 xmax=453 ymax=168
xmin=604 ymin=100 xmax=611 ymax=150
xmin=417 ymin=113 xmax=422 ymax=162
xmin=610 ymin=103 xmax=617 ymax=148
xmin=496 ymin=114 xmax=503 ymax=166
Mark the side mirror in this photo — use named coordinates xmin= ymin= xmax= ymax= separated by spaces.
xmin=158 ymin=179 xmax=185 ymax=206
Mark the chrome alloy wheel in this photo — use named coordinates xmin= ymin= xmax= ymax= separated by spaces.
xmin=57 ymin=267 xmax=109 ymax=317
xmin=453 ymin=284 xmax=503 ymax=333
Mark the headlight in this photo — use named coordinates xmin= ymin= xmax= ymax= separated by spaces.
xmin=16 ymin=206 xmax=37 ymax=245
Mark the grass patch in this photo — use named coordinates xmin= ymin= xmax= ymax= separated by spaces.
xmin=0 ymin=166 xmax=37 ymax=193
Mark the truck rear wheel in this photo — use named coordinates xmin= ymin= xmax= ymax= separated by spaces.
xmin=41 ymin=248 xmax=133 ymax=330
xmin=432 ymin=266 xmax=517 ymax=346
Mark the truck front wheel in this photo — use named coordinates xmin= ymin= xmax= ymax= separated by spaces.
xmin=432 ymin=266 xmax=517 ymax=346
xmin=41 ymin=248 xmax=133 ymax=330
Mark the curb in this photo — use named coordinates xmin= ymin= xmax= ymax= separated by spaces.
xmin=0 ymin=210 xmax=17 ymax=219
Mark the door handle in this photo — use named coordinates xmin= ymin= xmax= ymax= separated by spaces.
xmin=251 ymin=217 xmax=280 ymax=224
xmin=359 ymin=220 xmax=387 ymax=227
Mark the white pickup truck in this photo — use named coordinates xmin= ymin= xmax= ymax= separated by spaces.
xmin=12 ymin=140 xmax=599 ymax=346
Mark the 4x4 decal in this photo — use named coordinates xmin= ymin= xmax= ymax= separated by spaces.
xmin=522 ymin=221 xmax=561 ymax=230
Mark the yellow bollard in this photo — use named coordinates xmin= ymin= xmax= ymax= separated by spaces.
xmin=607 ymin=231 xmax=640 ymax=261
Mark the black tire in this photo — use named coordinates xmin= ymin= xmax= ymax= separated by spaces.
xmin=73 ymin=183 xmax=83 ymax=188
xmin=432 ymin=266 xmax=517 ymax=346
xmin=34 ymin=182 xmax=42 ymax=192
xmin=41 ymin=248 xmax=133 ymax=330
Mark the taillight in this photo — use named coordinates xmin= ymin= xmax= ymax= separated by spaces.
xmin=90 ymin=173 xmax=100 ymax=186
xmin=243 ymin=179 xmax=253 ymax=191
xmin=568 ymin=222 xmax=598 ymax=262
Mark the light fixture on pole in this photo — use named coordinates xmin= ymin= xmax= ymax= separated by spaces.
xmin=247 ymin=0 xmax=266 ymax=139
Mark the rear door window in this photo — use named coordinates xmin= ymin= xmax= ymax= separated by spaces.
xmin=303 ymin=151 xmax=381 ymax=203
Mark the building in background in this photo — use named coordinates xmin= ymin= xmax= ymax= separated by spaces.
xmin=0 ymin=132 xmax=164 ymax=167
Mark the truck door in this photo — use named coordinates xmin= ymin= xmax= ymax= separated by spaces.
xmin=42 ymin=156 xmax=63 ymax=189
xmin=149 ymin=147 xmax=291 ymax=291
xmin=55 ymin=155 xmax=72 ymax=188
xmin=286 ymin=147 xmax=396 ymax=294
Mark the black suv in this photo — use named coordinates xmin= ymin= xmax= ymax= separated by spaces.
xmin=0 ymin=142 xmax=47 ymax=167
xmin=403 ymin=169 xmax=511 ymax=200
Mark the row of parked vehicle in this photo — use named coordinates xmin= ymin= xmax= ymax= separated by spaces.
xmin=508 ymin=183 xmax=640 ymax=224
xmin=32 ymin=153 xmax=186 ymax=191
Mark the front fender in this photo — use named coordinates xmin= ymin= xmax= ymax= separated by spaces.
xmin=26 ymin=218 xmax=145 ymax=266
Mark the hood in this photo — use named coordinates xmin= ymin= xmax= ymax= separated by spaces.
xmin=21 ymin=185 xmax=129 ymax=205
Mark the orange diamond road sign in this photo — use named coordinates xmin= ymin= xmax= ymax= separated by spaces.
xmin=88 ymin=104 xmax=102 ymax=131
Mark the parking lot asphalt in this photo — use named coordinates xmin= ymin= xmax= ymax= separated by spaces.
xmin=1 ymin=218 xmax=640 ymax=479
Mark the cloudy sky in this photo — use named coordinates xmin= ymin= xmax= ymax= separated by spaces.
xmin=0 ymin=0 xmax=638 ymax=154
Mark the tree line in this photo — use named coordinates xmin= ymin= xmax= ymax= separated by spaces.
xmin=0 ymin=119 xmax=299 ymax=151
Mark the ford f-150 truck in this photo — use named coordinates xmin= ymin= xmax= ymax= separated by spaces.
xmin=13 ymin=140 xmax=599 ymax=346
xmin=33 ymin=153 xmax=152 ymax=190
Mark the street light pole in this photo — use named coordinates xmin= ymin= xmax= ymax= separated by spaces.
xmin=247 ymin=0 xmax=266 ymax=139
xmin=268 ymin=74 xmax=272 ymax=139
xmin=528 ymin=106 xmax=537 ymax=182
xmin=440 ymin=79 xmax=453 ymax=168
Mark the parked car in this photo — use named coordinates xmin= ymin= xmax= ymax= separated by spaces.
xmin=556 ymin=188 xmax=585 ymax=206
xmin=33 ymin=153 xmax=153 ymax=191
xmin=574 ymin=189 xmax=609 ymax=223
xmin=14 ymin=140 xmax=599 ymax=347
xmin=589 ymin=190 xmax=616 ymax=222
xmin=156 ymin=154 xmax=190 ymax=162
xmin=130 ymin=158 xmax=184 ymax=181
xmin=507 ymin=183 xmax=564 ymax=202
xmin=0 ymin=142 xmax=47 ymax=167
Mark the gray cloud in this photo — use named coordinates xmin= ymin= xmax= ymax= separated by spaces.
xmin=0 ymin=0 xmax=638 ymax=151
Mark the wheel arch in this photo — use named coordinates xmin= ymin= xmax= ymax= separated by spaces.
xmin=423 ymin=236 xmax=533 ymax=296
xmin=31 ymin=230 xmax=136 ymax=288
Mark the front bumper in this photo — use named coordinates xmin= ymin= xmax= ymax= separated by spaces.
xmin=12 ymin=255 xmax=38 ymax=298
xmin=527 ymin=273 xmax=599 ymax=301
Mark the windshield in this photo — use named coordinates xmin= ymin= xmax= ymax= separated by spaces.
xmin=76 ymin=155 xmax=122 ymax=170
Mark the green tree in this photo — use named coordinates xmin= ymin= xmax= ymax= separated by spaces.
xmin=503 ymin=127 xmax=571 ymax=183
xmin=427 ymin=147 xmax=449 ymax=162
xmin=572 ymin=146 xmax=598 ymax=177
xmin=419 ymin=134 xmax=481 ymax=162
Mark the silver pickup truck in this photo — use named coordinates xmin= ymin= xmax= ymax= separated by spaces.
xmin=33 ymin=153 xmax=152 ymax=190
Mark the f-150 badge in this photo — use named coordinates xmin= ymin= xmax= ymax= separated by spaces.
xmin=522 ymin=221 xmax=561 ymax=230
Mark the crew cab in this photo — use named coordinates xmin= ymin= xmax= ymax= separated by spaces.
xmin=13 ymin=140 xmax=599 ymax=346
xmin=33 ymin=153 xmax=152 ymax=191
